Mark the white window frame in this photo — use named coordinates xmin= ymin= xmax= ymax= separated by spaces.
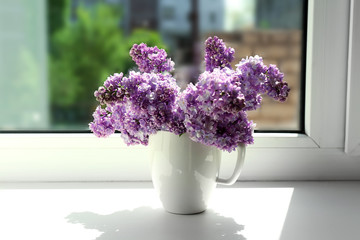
xmin=345 ymin=0 xmax=360 ymax=156
xmin=0 ymin=0 xmax=359 ymax=182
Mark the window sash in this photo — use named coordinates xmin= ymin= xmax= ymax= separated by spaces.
xmin=0 ymin=0 xmax=359 ymax=182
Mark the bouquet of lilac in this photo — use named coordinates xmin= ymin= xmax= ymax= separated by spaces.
xmin=89 ymin=36 xmax=290 ymax=152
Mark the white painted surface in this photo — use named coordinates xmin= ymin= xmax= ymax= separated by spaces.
xmin=0 ymin=133 xmax=359 ymax=182
xmin=1 ymin=181 xmax=359 ymax=240
xmin=345 ymin=0 xmax=360 ymax=155
xmin=305 ymin=0 xmax=349 ymax=148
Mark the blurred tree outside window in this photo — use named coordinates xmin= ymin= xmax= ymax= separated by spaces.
xmin=49 ymin=0 xmax=166 ymax=129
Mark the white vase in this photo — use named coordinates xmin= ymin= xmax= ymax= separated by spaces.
xmin=149 ymin=131 xmax=246 ymax=214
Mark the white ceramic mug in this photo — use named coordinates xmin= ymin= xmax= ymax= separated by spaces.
xmin=150 ymin=131 xmax=246 ymax=214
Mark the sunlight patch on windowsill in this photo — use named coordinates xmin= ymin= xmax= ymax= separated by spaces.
xmin=0 ymin=186 xmax=293 ymax=240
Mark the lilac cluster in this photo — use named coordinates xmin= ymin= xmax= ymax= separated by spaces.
xmin=179 ymin=68 xmax=254 ymax=152
xmin=90 ymin=70 xmax=184 ymax=145
xmin=130 ymin=43 xmax=175 ymax=73
xmin=90 ymin=43 xmax=184 ymax=145
xmin=94 ymin=73 xmax=126 ymax=106
xmin=119 ymin=71 xmax=185 ymax=143
xmin=204 ymin=36 xmax=235 ymax=72
xmin=264 ymin=64 xmax=290 ymax=102
xmin=234 ymin=55 xmax=290 ymax=110
xmin=234 ymin=55 xmax=267 ymax=111
xmin=90 ymin=36 xmax=290 ymax=152
xmin=89 ymin=106 xmax=115 ymax=138
xmin=109 ymin=103 xmax=156 ymax=146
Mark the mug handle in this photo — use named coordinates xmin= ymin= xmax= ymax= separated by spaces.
xmin=216 ymin=143 xmax=246 ymax=185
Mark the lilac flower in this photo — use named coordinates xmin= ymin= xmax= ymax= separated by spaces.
xmin=110 ymin=104 xmax=155 ymax=146
xmin=90 ymin=70 xmax=185 ymax=145
xmin=204 ymin=36 xmax=235 ymax=72
xmin=167 ymin=105 xmax=186 ymax=136
xmin=179 ymin=68 xmax=254 ymax=152
xmin=90 ymin=36 xmax=289 ymax=152
xmin=130 ymin=43 xmax=175 ymax=73
xmin=94 ymin=73 xmax=126 ymax=106
xmin=264 ymin=64 xmax=290 ymax=102
xmin=234 ymin=55 xmax=267 ymax=111
xmin=89 ymin=106 xmax=115 ymax=138
xmin=234 ymin=56 xmax=290 ymax=110
xmin=120 ymin=71 xmax=183 ymax=133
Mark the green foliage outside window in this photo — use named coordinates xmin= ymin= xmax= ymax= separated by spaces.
xmin=49 ymin=2 xmax=166 ymax=128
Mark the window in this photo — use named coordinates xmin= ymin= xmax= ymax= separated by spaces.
xmin=0 ymin=0 xmax=358 ymax=182
xmin=209 ymin=12 xmax=216 ymax=24
xmin=162 ymin=6 xmax=175 ymax=20
xmin=0 ymin=0 xmax=305 ymax=131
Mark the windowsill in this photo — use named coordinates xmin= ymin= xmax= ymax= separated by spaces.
xmin=0 ymin=132 xmax=359 ymax=182
xmin=1 ymin=181 xmax=360 ymax=240
xmin=0 ymin=132 xmax=318 ymax=149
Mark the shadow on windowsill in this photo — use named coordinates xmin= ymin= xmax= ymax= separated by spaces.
xmin=66 ymin=206 xmax=245 ymax=240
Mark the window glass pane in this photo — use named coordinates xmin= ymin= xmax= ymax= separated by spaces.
xmin=0 ymin=0 xmax=305 ymax=131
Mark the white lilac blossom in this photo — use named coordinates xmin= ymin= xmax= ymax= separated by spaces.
xmin=89 ymin=36 xmax=290 ymax=152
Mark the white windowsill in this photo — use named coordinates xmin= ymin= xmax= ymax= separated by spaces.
xmin=0 ymin=132 xmax=359 ymax=182
xmin=1 ymin=181 xmax=360 ymax=240
xmin=0 ymin=132 xmax=319 ymax=149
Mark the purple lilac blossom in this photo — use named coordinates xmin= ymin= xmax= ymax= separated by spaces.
xmin=89 ymin=106 xmax=115 ymax=138
xmin=120 ymin=71 xmax=185 ymax=138
xmin=234 ymin=55 xmax=267 ymax=111
xmin=179 ymin=68 xmax=254 ymax=152
xmin=235 ymin=55 xmax=290 ymax=110
xmin=204 ymin=36 xmax=235 ymax=72
xmin=264 ymin=64 xmax=290 ymax=102
xmin=90 ymin=70 xmax=185 ymax=146
xmin=110 ymin=104 xmax=156 ymax=145
xmin=130 ymin=43 xmax=175 ymax=73
xmin=167 ymin=105 xmax=186 ymax=135
xmin=90 ymin=36 xmax=289 ymax=152
xmin=94 ymin=73 xmax=126 ymax=106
